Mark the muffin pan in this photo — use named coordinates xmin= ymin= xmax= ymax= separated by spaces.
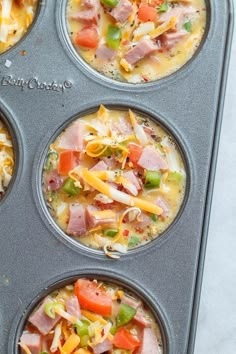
xmin=0 ymin=0 xmax=234 ymax=353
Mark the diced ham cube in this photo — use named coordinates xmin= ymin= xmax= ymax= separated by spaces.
xmin=87 ymin=206 xmax=116 ymax=228
xmin=72 ymin=0 xmax=100 ymax=23
xmin=137 ymin=328 xmax=162 ymax=354
xmin=20 ymin=333 xmax=41 ymax=354
xmin=29 ymin=297 xmax=61 ymax=336
xmin=122 ymin=294 xmax=142 ymax=309
xmin=138 ymin=146 xmax=168 ymax=171
xmin=110 ymin=0 xmax=133 ymax=23
xmin=71 ymin=9 xmax=98 ymax=24
xmin=123 ymin=171 xmax=142 ymax=192
xmin=66 ymin=295 xmax=81 ymax=319
xmin=159 ymin=6 xmax=196 ymax=31
xmin=124 ymin=38 xmax=158 ymax=66
xmin=90 ymin=160 xmax=108 ymax=171
xmin=96 ymin=45 xmax=116 ymax=61
xmin=134 ymin=213 xmax=151 ymax=228
xmin=155 ymin=197 xmax=169 ymax=217
xmin=44 ymin=170 xmax=64 ymax=191
xmin=67 ymin=204 xmax=87 ymax=237
xmin=161 ymin=31 xmax=186 ymax=49
xmin=93 ymin=338 xmax=113 ymax=354
xmin=134 ymin=309 xmax=152 ymax=328
xmin=57 ymin=121 xmax=86 ymax=152
xmin=102 ymin=157 xmax=119 ymax=169
xmin=82 ymin=0 xmax=99 ymax=9
xmin=112 ymin=116 xmax=133 ymax=135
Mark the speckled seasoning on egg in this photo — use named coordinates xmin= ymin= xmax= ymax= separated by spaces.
xmin=42 ymin=106 xmax=186 ymax=256
xmin=0 ymin=0 xmax=38 ymax=54
xmin=0 ymin=119 xmax=14 ymax=200
xmin=19 ymin=278 xmax=163 ymax=354
xmin=66 ymin=0 xmax=206 ymax=83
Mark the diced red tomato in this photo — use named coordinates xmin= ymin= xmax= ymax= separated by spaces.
xmin=128 ymin=144 xmax=143 ymax=165
xmin=58 ymin=151 xmax=78 ymax=176
xmin=75 ymin=278 xmax=112 ymax=317
xmin=138 ymin=5 xmax=157 ymax=22
xmin=123 ymin=229 xmax=129 ymax=237
xmin=75 ymin=26 xmax=99 ymax=49
xmin=113 ymin=328 xmax=141 ymax=351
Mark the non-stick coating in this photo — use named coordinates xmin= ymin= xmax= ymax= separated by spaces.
xmin=0 ymin=1 xmax=233 ymax=353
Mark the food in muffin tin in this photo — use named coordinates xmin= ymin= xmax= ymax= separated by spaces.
xmin=0 ymin=0 xmax=38 ymax=54
xmin=0 ymin=119 xmax=14 ymax=200
xmin=43 ymin=106 xmax=186 ymax=257
xmin=19 ymin=278 xmax=163 ymax=354
xmin=67 ymin=0 xmax=206 ymax=83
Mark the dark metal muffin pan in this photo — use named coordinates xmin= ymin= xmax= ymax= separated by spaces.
xmin=0 ymin=0 xmax=234 ymax=353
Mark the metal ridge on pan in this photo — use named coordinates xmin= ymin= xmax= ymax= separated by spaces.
xmin=0 ymin=0 xmax=233 ymax=353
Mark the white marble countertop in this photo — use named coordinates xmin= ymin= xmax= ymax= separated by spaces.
xmin=194 ymin=12 xmax=236 ymax=354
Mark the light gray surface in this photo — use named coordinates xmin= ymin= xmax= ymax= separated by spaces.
xmin=194 ymin=12 xmax=236 ymax=354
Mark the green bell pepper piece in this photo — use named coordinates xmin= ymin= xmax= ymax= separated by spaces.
xmin=110 ymin=325 xmax=117 ymax=335
xmin=128 ymin=236 xmax=140 ymax=248
xmin=62 ymin=177 xmax=81 ymax=196
xmin=101 ymin=0 xmax=119 ymax=7
xmin=44 ymin=150 xmax=58 ymax=171
xmin=117 ymin=303 xmax=136 ymax=327
xmin=158 ymin=2 xmax=168 ymax=12
xmin=106 ymin=25 xmax=121 ymax=50
xmin=183 ymin=20 xmax=192 ymax=32
xmin=167 ymin=171 xmax=182 ymax=183
xmin=103 ymin=229 xmax=118 ymax=237
xmin=150 ymin=213 xmax=158 ymax=222
xmin=144 ymin=171 xmax=161 ymax=188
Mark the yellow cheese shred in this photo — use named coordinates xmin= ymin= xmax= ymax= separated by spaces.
xmin=62 ymin=333 xmax=80 ymax=354
xmin=80 ymin=168 xmax=163 ymax=215
xmin=150 ymin=16 xmax=177 ymax=39
xmin=81 ymin=309 xmax=107 ymax=325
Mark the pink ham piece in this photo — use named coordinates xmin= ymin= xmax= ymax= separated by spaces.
xmin=57 ymin=121 xmax=86 ymax=152
xmin=124 ymin=38 xmax=158 ymax=66
xmin=93 ymin=338 xmax=113 ymax=354
xmin=82 ymin=0 xmax=99 ymax=8
xmin=135 ymin=213 xmax=151 ymax=228
xmin=155 ymin=197 xmax=169 ymax=217
xmin=137 ymin=328 xmax=162 ymax=354
xmin=71 ymin=9 xmax=98 ymax=24
xmin=123 ymin=171 xmax=142 ymax=192
xmin=134 ymin=309 xmax=152 ymax=328
xmin=86 ymin=205 xmax=116 ymax=228
xmin=44 ymin=170 xmax=64 ymax=191
xmin=161 ymin=31 xmax=186 ymax=49
xmin=110 ymin=0 xmax=133 ymax=23
xmin=122 ymin=295 xmax=151 ymax=327
xmin=20 ymin=333 xmax=42 ymax=354
xmin=67 ymin=204 xmax=87 ymax=236
xmin=90 ymin=160 xmax=108 ymax=171
xmin=138 ymin=146 xmax=168 ymax=171
xmin=29 ymin=297 xmax=61 ymax=336
xmin=96 ymin=45 xmax=116 ymax=61
xmin=122 ymin=295 xmax=142 ymax=309
xmin=66 ymin=295 xmax=81 ymax=319
xmin=112 ymin=116 xmax=133 ymax=135
xmin=102 ymin=157 xmax=118 ymax=169
xmin=159 ymin=5 xmax=196 ymax=31
xmin=72 ymin=0 xmax=100 ymax=23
